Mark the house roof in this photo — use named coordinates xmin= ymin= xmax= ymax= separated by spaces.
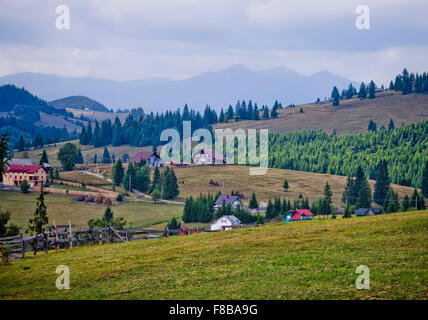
xmin=8 ymin=158 xmax=33 ymax=165
xmin=215 ymin=195 xmax=241 ymax=206
xmin=5 ymin=164 xmax=44 ymax=174
xmin=193 ymin=149 xmax=224 ymax=161
xmin=287 ymin=209 xmax=314 ymax=220
xmin=218 ymin=215 xmax=241 ymax=225
xmin=355 ymin=208 xmax=370 ymax=216
xmin=372 ymin=208 xmax=383 ymax=214
xmin=130 ymin=151 xmax=160 ymax=163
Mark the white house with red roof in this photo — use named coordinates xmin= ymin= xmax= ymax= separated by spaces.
xmin=193 ymin=149 xmax=225 ymax=165
xmin=3 ymin=164 xmax=47 ymax=187
xmin=283 ymin=209 xmax=314 ymax=223
xmin=130 ymin=151 xmax=165 ymax=168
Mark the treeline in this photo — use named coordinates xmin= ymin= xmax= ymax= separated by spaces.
xmin=79 ymin=100 xmax=282 ymax=148
xmin=269 ymin=121 xmax=428 ymax=188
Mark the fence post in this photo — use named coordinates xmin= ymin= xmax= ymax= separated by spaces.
xmin=166 ymin=226 xmax=169 ymax=238
xmin=98 ymin=230 xmax=102 ymax=245
xmin=43 ymin=233 xmax=48 ymax=254
xmin=89 ymin=228 xmax=93 ymax=245
xmin=68 ymin=220 xmax=73 ymax=249
xmin=33 ymin=236 xmax=37 ymax=256
xmin=20 ymin=233 xmax=24 ymax=259
xmin=77 ymin=228 xmax=81 ymax=247
xmin=109 ymin=226 xmax=114 ymax=243
xmin=125 ymin=228 xmax=129 ymax=241
xmin=53 ymin=220 xmax=59 ymax=251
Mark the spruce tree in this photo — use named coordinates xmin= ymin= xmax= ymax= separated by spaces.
xmin=274 ymin=197 xmax=281 ymax=216
xmin=388 ymin=119 xmax=395 ymax=131
xmin=368 ymin=80 xmax=376 ymax=99
xmin=112 ymin=159 xmax=124 ymax=186
xmin=385 ymin=188 xmax=399 ymax=213
xmin=151 ymin=167 xmax=161 ymax=192
xmin=402 ymin=195 xmax=410 ymax=211
xmin=249 ymin=192 xmax=258 ymax=209
xmin=283 ymin=179 xmax=289 ymax=192
xmin=356 ymin=179 xmax=372 ymax=208
xmin=331 ymin=86 xmax=340 ymax=106
xmin=28 ymin=187 xmax=48 ymax=234
xmin=39 ymin=150 xmax=49 ymax=165
xmin=358 ymin=82 xmax=367 ymax=99
xmin=373 ymin=160 xmax=390 ymax=207
xmin=101 ymin=147 xmax=111 ymax=164
xmin=422 ymin=161 xmax=428 ymax=198
xmin=265 ymin=199 xmax=274 ymax=219
xmin=123 ymin=162 xmax=136 ymax=191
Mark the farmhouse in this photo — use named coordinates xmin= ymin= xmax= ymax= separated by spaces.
xmin=193 ymin=149 xmax=225 ymax=165
xmin=3 ymin=164 xmax=47 ymax=187
xmin=210 ymin=215 xmax=242 ymax=231
xmin=283 ymin=209 xmax=314 ymax=222
xmin=214 ymin=195 xmax=243 ymax=210
xmin=130 ymin=151 xmax=165 ymax=168
xmin=355 ymin=208 xmax=383 ymax=217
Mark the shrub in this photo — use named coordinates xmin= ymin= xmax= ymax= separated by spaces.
xmin=85 ymin=196 xmax=94 ymax=203
xmin=104 ymin=198 xmax=112 ymax=206
xmin=95 ymin=195 xmax=104 ymax=204
xmin=116 ymin=194 xmax=123 ymax=202
xmin=20 ymin=180 xmax=29 ymax=193
xmin=76 ymin=195 xmax=86 ymax=202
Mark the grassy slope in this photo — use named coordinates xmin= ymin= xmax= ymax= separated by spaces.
xmin=14 ymin=140 xmax=151 ymax=168
xmin=0 ymin=191 xmax=182 ymax=231
xmin=173 ymin=166 xmax=417 ymax=205
xmin=0 ymin=210 xmax=427 ymax=300
xmin=215 ymin=92 xmax=428 ymax=135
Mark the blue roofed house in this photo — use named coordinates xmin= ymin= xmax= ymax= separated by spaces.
xmin=214 ymin=195 xmax=243 ymax=211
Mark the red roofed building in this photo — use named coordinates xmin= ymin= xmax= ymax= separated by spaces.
xmin=130 ymin=151 xmax=165 ymax=168
xmin=283 ymin=209 xmax=314 ymax=223
xmin=3 ymin=164 xmax=47 ymax=187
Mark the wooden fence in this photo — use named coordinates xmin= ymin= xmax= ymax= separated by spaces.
xmin=0 ymin=221 xmax=206 ymax=263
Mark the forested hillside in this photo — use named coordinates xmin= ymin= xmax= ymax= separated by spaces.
xmin=269 ymin=121 xmax=428 ymax=188
xmin=48 ymin=95 xmax=110 ymax=112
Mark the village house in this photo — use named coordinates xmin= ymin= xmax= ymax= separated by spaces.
xmin=250 ymin=201 xmax=267 ymax=214
xmin=193 ymin=149 xmax=225 ymax=165
xmin=3 ymin=164 xmax=47 ymax=187
xmin=214 ymin=195 xmax=243 ymax=211
xmin=283 ymin=209 xmax=314 ymax=223
xmin=130 ymin=151 xmax=165 ymax=168
xmin=210 ymin=215 xmax=242 ymax=231
xmin=355 ymin=208 xmax=383 ymax=217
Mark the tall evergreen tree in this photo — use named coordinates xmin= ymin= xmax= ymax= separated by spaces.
xmin=368 ymin=120 xmax=377 ymax=132
xmin=75 ymin=149 xmax=84 ymax=164
xmin=358 ymin=82 xmax=367 ymax=99
xmin=265 ymin=199 xmax=274 ymax=219
xmin=385 ymin=188 xmax=399 ymax=213
xmin=331 ymin=86 xmax=340 ymax=106
xmin=373 ymin=160 xmax=390 ymax=207
xmin=368 ymin=80 xmax=376 ymax=99
xmin=123 ymin=162 xmax=137 ymax=191
xmin=101 ymin=147 xmax=111 ymax=164
xmin=402 ymin=194 xmax=410 ymax=211
xmin=17 ymin=135 xmax=25 ymax=152
xmin=112 ymin=159 xmax=124 ymax=186
xmin=39 ymin=150 xmax=49 ymax=165
xmin=356 ymin=178 xmax=372 ymax=208
xmin=422 ymin=161 xmax=428 ymax=198
xmin=249 ymin=192 xmax=258 ymax=209
xmin=27 ymin=187 xmax=48 ymax=234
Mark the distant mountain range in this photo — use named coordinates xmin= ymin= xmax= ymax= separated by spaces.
xmin=0 ymin=65 xmax=357 ymax=112
xmin=48 ymin=96 xmax=109 ymax=112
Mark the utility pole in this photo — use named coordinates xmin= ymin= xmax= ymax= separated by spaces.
xmin=415 ymin=195 xmax=418 ymax=210
xmin=129 ymin=173 xmax=132 ymax=193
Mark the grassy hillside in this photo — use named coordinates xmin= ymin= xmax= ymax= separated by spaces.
xmin=215 ymin=91 xmax=428 ymax=135
xmin=0 ymin=191 xmax=182 ymax=231
xmin=173 ymin=166 xmax=417 ymax=205
xmin=14 ymin=140 xmax=151 ymax=167
xmin=1 ymin=210 xmax=426 ymax=299
xmin=48 ymin=96 xmax=109 ymax=112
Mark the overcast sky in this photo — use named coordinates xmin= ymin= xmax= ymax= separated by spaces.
xmin=0 ymin=0 xmax=427 ymax=84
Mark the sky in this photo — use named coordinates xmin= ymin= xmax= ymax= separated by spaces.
xmin=0 ymin=0 xmax=427 ymax=84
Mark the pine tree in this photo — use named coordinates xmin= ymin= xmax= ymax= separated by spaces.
xmin=20 ymin=179 xmax=29 ymax=193
xmin=103 ymin=207 xmax=114 ymax=223
xmin=358 ymin=82 xmax=367 ymax=99
xmin=101 ymin=147 xmax=111 ymax=164
xmin=322 ymin=181 xmax=333 ymax=216
xmin=151 ymin=167 xmax=161 ymax=192
xmin=28 ymin=187 xmax=48 ymax=234
xmin=39 ymin=150 xmax=49 ymax=165
xmin=112 ymin=159 xmax=124 ymax=186
xmin=422 ymin=161 xmax=428 ymax=198
xmin=274 ymin=197 xmax=281 ymax=216
xmin=17 ymin=135 xmax=26 ymax=152
xmin=385 ymin=188 xmax=399 ymax=213
xmin=368 ymin=80 xmax=376 ymax=99
xmin=331 ymin=86 xmax=340 ymax=106
xmin=249 ymin=192 xmax=258 ymax=209
xmin=283 ymin=179 xmax=289 ymax=192
xmin=182 ymin=196 xmax=193 ymax=223
xmin=265 ymin=199 xmax=274 ymax=219
xmin=162 ymin=167 xmax=179 ymax=200
xmin=356 ymin=179 xmax=372 ymax=208
xmin=373 ymin=160 xmax=390 ymax=207
xmin=75 ymin=149 xmax=84 ymax=164
xmin=281 ymin=198 xmax=288 ymax=215
xmin=388 ymin=119 xmax=395 ymax=130
xmin=123 ymin=162 xmax=136 ymax=191
xmin=368 ymin=120 xmax=377 ymax=132
xmin=402 ymin=194 xmax=410 ymax=211
xmin=271 ymin=104 xmax=278 ymax=118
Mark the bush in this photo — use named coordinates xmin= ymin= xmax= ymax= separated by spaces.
xmin=76 ymin=195 xmax=86 ymax=202
xmin=104 ymin=198 xmax=112 ymax=206
xmin=85 ymin=196 xmax=94 ymax=203
xmin=116 ymin=194 xmax=123 ymax=202
xmin=95 ymin=195 xmax=104 ymax=204
xmin=20 ymin=180 xmax=29 ymax=193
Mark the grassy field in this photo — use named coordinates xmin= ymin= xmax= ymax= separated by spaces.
xmin=0 ymin=191 xmax=182 ymax=231
xmin=0 ymin=210 xmax=426 ymax=299
xmin=173 ymin=165 xmax=417 ymax=205
xmin=215 ymin=91 xmax=428 ymax=135
xmin=14 ymin=140 xmax=151 ymax=168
